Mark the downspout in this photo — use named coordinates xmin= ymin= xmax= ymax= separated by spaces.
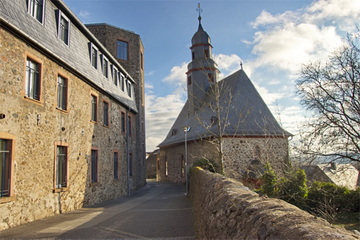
xmin=126 ymin=107 xmax=131 ymax=196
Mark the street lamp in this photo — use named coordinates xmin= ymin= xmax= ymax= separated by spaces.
xmin=183 ymin=126 xmax=191 ymax=195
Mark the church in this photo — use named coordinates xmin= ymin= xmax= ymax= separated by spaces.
xmin=157 ymin=8 xmax=292 ymax=183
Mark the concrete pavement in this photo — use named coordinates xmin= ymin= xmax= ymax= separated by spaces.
xmin=0 ymin=181 xmax=195 ymax=239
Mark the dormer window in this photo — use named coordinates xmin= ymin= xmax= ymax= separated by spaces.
xmin=27 ymin=0 xmax=45 ymax=23
xmin=112 ymin=66 xmax=118 ymax=86
xmin=57 ymin=11 xmax=70 ymax=45
xmin=101 ymin=54 xmax=108 ymax=78
xmin=120 ymin=74 xmax=125 ymax=91
xmin=126 ymin=80 xmax=132 ymax=98
xmin=89 ymin=43 xmax=98 ymax=69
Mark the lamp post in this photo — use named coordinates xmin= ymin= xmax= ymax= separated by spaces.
xmin=183 ymin=126 xmax=191 ymax=195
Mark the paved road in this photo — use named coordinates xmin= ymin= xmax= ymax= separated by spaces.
xmin=0 ymin=181 xmax=195 ymax=239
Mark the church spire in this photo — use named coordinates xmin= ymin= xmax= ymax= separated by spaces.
xmin=197 ymin=3 xmax=202 ymax=25
xmin=186 ymin=3 xmax=219 ymax=113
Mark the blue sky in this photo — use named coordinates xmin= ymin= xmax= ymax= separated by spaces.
xmin=63 ymin=0 xmax=359 ymax=152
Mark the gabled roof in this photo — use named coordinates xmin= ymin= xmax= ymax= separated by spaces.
xmin=0 ymin=0 xmax=137 ymax=112
xmin=159 ymin=69 xmax=292 ymax=147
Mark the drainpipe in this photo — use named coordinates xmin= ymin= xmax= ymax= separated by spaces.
xmin=126 ymin=107 xmax=131 ymax=196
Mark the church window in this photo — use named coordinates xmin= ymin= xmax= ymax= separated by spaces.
xmin=208 ymin=73 xmax=214 ymax=83
xmin=211 ymin=116 xmax=218 ymax=126
xmin=192 ymin=51 xmax=195 ymax=60
xmin=187 ymin=76 xmax=192 ymax=85
xmin=171 ymin=129 xmax=177 ymax=136
xmin=0 ymin=137 xmax=14 ymax=198
xmin=57 ymin=11 xmax=70 ymax=45
xmin=27 ymin=0 xmax=45 ymax=23
xmin=117 ymin=40 xmax=128 ymax=60
xmin=204 ymin=49 xmax=209 ymax=58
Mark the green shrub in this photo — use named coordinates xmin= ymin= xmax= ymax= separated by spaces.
xmin=192 ymin=158 xmax=218 ymax=173
xmin=258 ymin=163 xmax=279 ymax=197
xmin=279 ymin=169 xmax=308 ymax=208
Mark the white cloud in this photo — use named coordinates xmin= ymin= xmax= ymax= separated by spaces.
xmin=145 ymin=83 xmax=154 ymax=89
xmin=162 ymin=62 xmax=188 ymax=86
xmin=79 ymin=10 xmax=90 ymax=19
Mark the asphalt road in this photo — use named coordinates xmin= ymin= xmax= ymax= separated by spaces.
xmin=0 ymin=181 xmax=195 ymax=239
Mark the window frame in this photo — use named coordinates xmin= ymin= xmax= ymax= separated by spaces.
xmin=90 ymin=93 xmax=98 ymax=123
xmin=57 ymin=10 xmax=70 ymax=46
xmin=120 ymin=74 xmax=125 ymax=92
xmin=90 ymin=148 xmax=98 ymax=183
xmin=113 ymin=151 xmax=119 ymax=180
xmin=27 ymin=0 xmax=45 ymax=24
xmin=54 ymin=143 xmax=68 ymax=191
xmin=0 ymin=132 xmax=15 ymax=202
xmin=101 ymin=54 xmax=109 ymax=78
xmin=121 ymin=112 xmax=126 ymax=133
xmin=103 ymin=100 xmax=110 ymax=127
xmin=112 ymin=66 xmax=119 ymax=86
xmin=89 ymin=43 xmax=98 ymax=69
xmin=56 ymin=74 xmax=68 ymax=111
xmin=116 ymin=40 xmax=129 ymax=60
xmin=25 ymin=55 xmax=42 ymax=102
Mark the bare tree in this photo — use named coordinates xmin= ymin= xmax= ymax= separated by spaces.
xmin=296 ymin=33 xmax=360 ymax=163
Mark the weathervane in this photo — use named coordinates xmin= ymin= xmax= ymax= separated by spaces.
xmin=197 ymin=3 xmax=203 ymax=24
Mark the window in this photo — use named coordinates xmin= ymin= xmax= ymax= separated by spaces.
xmin=112 ymin=67 xmax=118 ymax=86
xmin=187 ymin=76 xmax=192 ymax=85
xmin=0 ymin=138 xmax=12 ymax=198
xmin=117 ymin=40 xmax=128 ymax=60
xmin=26 ymin=58 xmax=41 ymax=100
xmin=90 ymin=43 xmax=98 ymax=69
xmin=57 ymin=11 xmax=70 ymax=45
xmin=27 ymin=0 xmax=45 ymax=23
xmin=204 ymin=49 xmax=209 ymax=58
xmin=55 ymin=146 xmax=67 ymax=188
xmin=192 ymin=51 xmax=195 ymax=60
xmin=113 ymin=151 xmax=119 ymax=179
xmin=128 ymin=115 xmax=132 ymax=136
xmin=101 ymin=55 xmax=108 ymax=78
xmin=91 ymin=95 xmax=97 ymax=122
xmin=129 ymin=153 xmax=133 ymax=177
xmin=120 ymin=74 xmax=125 ymax=91
xmin=126 ymin=81 xmax=132 ymax=98
xmin=103 ymin=101 xmax=109 ymax=127
xmin=208 ymin=73 xmax=214 ymax=83
xmin=91 ymin=149 xmax=98 ymax=183
xmin=121 ymin=112 xmax=125 ymax=133
xmin=57 ymin=75 xmax=67 ymax=110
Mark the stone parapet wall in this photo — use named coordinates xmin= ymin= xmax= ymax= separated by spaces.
xmin=190 ymin=167 xmax=357 ymax=240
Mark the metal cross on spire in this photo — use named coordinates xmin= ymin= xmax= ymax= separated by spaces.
xmin=197 ymin=3 xmax=203 ymax=24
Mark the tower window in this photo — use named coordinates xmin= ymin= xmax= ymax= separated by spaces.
xmin=187 ymin=76 xmax=192 ymax=85
xmin=192 ymin=51 xmax=195 ymax=60
xmin=117 ymin=40 xmax=128 ymax=60
xmin=204 ymin=49 xmax=209 ymax=58
xmin=208 ymin=73 xmax=214 ymax=83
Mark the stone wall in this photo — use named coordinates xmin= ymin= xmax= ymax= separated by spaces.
xmin=158 ymin=136 xmax=289 ymax=183
xmin=0 ymin=23 xmax=142 ymax=230
xmin=190 ymin=167 xmax=358 ymax=240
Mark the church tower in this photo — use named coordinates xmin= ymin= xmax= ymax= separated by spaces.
xmin=186 ymin=4 xmax=219 ymax=112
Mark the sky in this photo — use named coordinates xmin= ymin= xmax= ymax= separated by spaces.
xmin=63 ymin=0 xmax=360 ymax=152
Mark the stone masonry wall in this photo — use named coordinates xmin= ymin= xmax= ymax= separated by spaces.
xmin=190 ymin=167 xmax=357 ymax=240
xmin=159 ymin=137 xmax=289 ymax=183
xmin=0 ymin=27 xmax=139 ymax=230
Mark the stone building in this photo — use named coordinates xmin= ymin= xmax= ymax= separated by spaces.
xmin=0 ymin=0 xmax=145 ymax=230
xmin=158 ymin=12 xmax=292 ymax=183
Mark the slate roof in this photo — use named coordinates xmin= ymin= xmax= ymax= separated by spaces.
xmin=0 ymin=0 xmax=137 ymax=112
xmin=159 ymin=69 xmax=292 ymax=147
